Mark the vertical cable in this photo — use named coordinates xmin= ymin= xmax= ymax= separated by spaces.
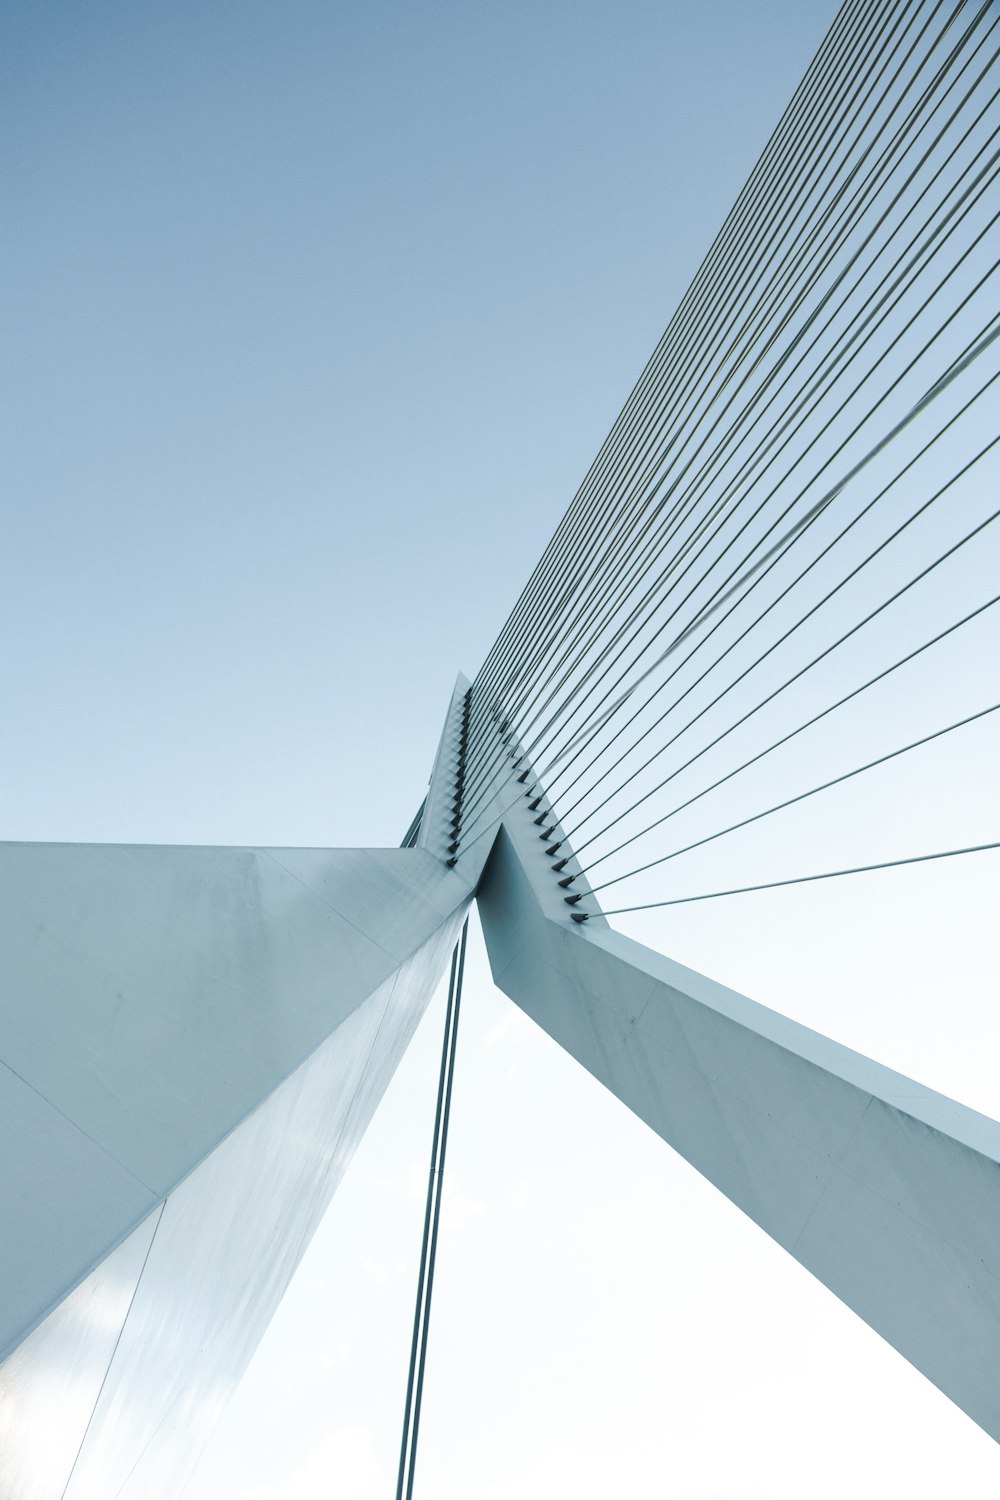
xmin=395 ymin=919 xmax=470 ymax=1500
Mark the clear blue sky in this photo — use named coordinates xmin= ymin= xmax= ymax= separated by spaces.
xmin=3 ymin=0 xmax=836 ymax=852
xmin=4 ymin=2 xmax=1000 ymax=1496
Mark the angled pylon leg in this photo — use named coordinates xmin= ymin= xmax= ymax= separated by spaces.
xmin=0 ymin=838 xmax=473 ymax=1499
xmin=476 ymin=796 xmax=1000 ymax=1444
xmin=0 ymin=682 xmax=480 ymax=1499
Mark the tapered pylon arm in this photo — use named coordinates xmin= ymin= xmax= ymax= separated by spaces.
xmin=476 ymin=802 xmax=1000 ymax=1444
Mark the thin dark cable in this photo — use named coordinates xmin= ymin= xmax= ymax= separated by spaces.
xmin=461 ymin=2 xmax=905 ymax=762
xmin=574 ymin=592 xmax=1000 ymax=876
xmin=537 ymin=131 xmax=1000 ymax=778
xmin=554 ymin=387 xmax=1000 ymax=840
xmin=396 ymin=920 xmax=469 ymax=1500
xmin=452 ymin=593 xmax=1000 ymax=868
xmin=467 ymin=0 xmax=880 ymax=716
xmin=570 ymin=478 xmax=1000 ymax=864
xmin=395 ymin=940 xmax=457 ymax=1500
xmin=541 ymin=350 xmax=1000 ymax=827
xmin=463 ymin=288 xmax=1000 ymax=836
xmin=464 ymin=0 xmax=929 ymax=774
xmin=538 ymin=244 xmax=1000 ymax=796
xmin=457 ymin=0 xmax=998 ymax=840
xmin=543 ymin=332 xmax=1000 ymax=828
xmin=461 ymin=55 xmax=1000 ymax=815
xmin=492 ymin=0 xmax=979 ymax=746
xmin=467 ymin=0 xmax=969 ymax=743
xmin=587 ymin=703 xmax=1000 ymax=893
xmin=464 ymin=256 xmax=1000 ymax=846
xmin=599 ymin=841 xmax=1000 ymax=914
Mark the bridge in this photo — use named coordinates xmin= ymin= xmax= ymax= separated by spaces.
xmin=2 ymin=0 xmax=999 ymax=1494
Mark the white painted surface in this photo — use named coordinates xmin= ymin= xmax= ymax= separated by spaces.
xmin=0 ymin=838 xmax=472 ymax=1357
xmin=0 ymin=844 xmax=469 ymax=1498
xmin=478 ymin=792 xmax=1000 ymax=1443
xmin=0 ymin=1214 xmax=159 ymax=1500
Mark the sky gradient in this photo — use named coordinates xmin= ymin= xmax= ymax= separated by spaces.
xmin=4 ymin=2 xmax=1000 ymax=1496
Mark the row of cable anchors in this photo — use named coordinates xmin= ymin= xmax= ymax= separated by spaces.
xmin=515 ymin=751 xmax=591 ymax=925
xmin=447 ymin=699 xmax=592 ymax=922
xmin=445 ymin=690 xmax=472 ymax=868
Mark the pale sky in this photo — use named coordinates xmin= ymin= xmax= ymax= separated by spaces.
xmin=4 ymin=1 xmax=1000 ymax=1495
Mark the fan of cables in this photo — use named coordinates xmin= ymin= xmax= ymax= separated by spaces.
xmin=451 ymin=0 xmax=1000 ymax=920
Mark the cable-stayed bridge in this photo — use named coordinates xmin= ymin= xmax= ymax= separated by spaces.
xmin=1 ymin=1 xmax=998 ymax=1495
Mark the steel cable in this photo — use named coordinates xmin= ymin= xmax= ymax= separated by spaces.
xmin=459 ymin=2 xmax=996 ymax=820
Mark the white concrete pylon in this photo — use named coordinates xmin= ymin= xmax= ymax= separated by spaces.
xmin=0 ymin=840 xmax=473 ymax=1500
xmin=476 ymin=778 xmax=1000 ymax=1445
xmin=4 ymin=668 xmax=1000 ymax=1496
xmin=0 ymin=679 xmax=479 ymax=1500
